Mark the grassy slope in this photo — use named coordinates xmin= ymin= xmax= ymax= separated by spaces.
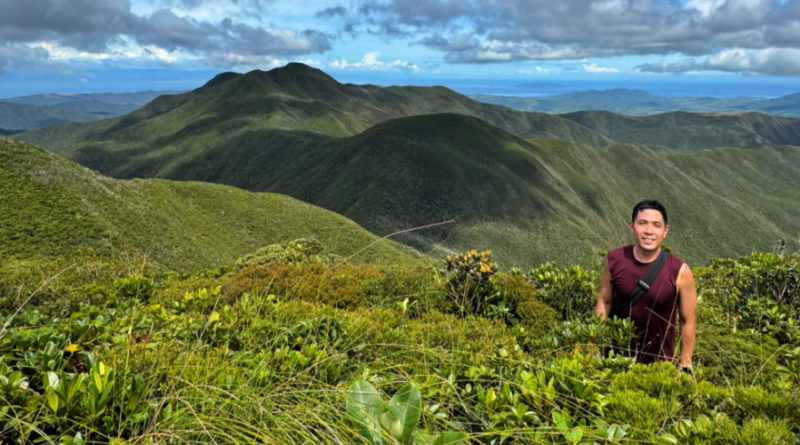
xmin=13 ymin=108 xmax=800 ymax=269
xmin=560 ymin=110 xmax=800 ymax=151
xmin=509 ymin=139 xmax=800 ymax=265
xmin=153 ymin=112 xmax=800 ymax=268
xmin=0 ymin=137 xmax=424 ymax=271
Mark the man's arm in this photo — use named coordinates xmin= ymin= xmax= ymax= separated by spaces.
xmin=595 ymin=259 xmax=613 ymax=319
xmin=677 ymin=263 xmax=697 ymax=367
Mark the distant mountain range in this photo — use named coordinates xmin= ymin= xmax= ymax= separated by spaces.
xmin=0 ymin=90 xmax=176 ymax=132
xmin=14 ymin=64 xmax=800 ymax=267
xmin=471 ymin=89 xmax=800 ymax=118
xmin=0 ymin=137 xmax=422 ymax=271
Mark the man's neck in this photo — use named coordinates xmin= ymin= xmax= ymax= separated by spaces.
xmin=633 ymin=245 xmax=661 ymax=263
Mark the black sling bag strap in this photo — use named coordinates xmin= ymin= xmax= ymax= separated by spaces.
xmin=610 ymin=249 xmax=670 ymax=319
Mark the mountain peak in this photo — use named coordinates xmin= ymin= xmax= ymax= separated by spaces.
xmin=197 ymin=63 xmax=343 ymax=100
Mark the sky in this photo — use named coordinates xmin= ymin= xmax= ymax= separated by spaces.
xmin=3 ymin=0 xmax=800 ymax=97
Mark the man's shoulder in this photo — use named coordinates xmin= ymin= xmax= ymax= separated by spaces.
xmin=667 ymin=251 xmax=686 ymax=270
xmin=607 ymin=245 xmax=633 ymax=259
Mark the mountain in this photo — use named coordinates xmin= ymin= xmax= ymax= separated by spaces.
xmin=470 ymin=89 xmax=800 ymax=117
xmin=560 ymin=111 xmax=800 ymax=151
xmin=759 ymin=93 xmax=800 ymax=116
xmin=17 ymin=63 xmax=609 ymax=175
xmin=13 ymin=63 xmax=800 ymax=267
xmin=0 ymin=137 xmax=424 ymax=271
xmin=0 ymin=90 xmax=177 ymax=132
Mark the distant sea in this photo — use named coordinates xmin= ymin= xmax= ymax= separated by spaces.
xmin=3 ymin=68 xmax=799 ymax=99
xmin=335 ymin=74 xmax=800 ymax=99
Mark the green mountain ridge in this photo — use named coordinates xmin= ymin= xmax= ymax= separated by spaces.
xmin=17 ymin=63 xmax=610 ymax=178
xmin=471 ymin=88 xmax=800 ymax=117
xmin=0 ymin=137 xmax=424 ymax=271
xmin=561 ymin=110 xmax=800 ymax=151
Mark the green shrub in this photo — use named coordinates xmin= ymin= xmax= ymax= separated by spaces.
xmin=605 ymin=389 xmax=675 ymax=434
xmin=694 ymin=325 xmax=783 ymax=387
xmin=712 ymin=414 xmax=796 ymax=445
xmin=696 ymin=252 xmax=800 ymax=343
xmin=611 ymin=361 xmax=694 ymax=401
xmin=492 ymin=273 xmax=557 ymax=335
xmin=515 ymin=299 xmax=557 ymax=337
xmin=235 ymin=237 xmax=328 ymax=267
xmin=526 ymin=262 xmax=597 ymax=320
xmin=113 ymin=274 xmax=154 ymax=300
xmin=442 ymin=250 xmax=498 ymax=317
xmin=733 ymin=385 xmax=800 ymax=426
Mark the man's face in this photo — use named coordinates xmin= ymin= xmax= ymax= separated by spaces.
xmin=629 ymin=208 xmax=669 ymax=253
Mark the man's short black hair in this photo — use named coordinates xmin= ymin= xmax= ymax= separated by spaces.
xmin=631 ymin=200 xmax=668 ymax=225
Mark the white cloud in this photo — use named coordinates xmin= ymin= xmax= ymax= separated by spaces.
xmin=520 ymin=66 xmax=551 ymax=74
xmin=582 ymin=63 xmax=619 ymax=73
xmin=328 ymin=51 xmax=420 ymax=72
xmin=636 ymin=47 xmax=800 ymax=76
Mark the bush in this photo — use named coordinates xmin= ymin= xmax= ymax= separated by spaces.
xmin=235 ymin=237 xmax=329 ymax=267
xmin=732 ymin=385 xmax=800 ymax=426
xmin=442 ymin=250 xmax=498 ymax=317
xmin=526 ymin=262 xmax=597 ymax=320
xmin=492 ymin=273 xmax=557 ymax=334
xmin=605 ymin=389 xmax=675 ymax=434
xmin=113 ymin=274 xmax=154 ymax=300
xmin=696 ymin=252 xmax=800 ymax=343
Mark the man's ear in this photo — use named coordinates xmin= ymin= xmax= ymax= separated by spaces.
xmin=664 ymin=225 xmax=670 ymax=237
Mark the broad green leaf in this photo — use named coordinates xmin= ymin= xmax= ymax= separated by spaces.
xmin=46 ymin=389 xmax=59 ymax=413
xmin=208 ymin=311 xmax=220 ymax=324
xmin=658 ymin=433 xmax=679 ymax=445
xmin=552 ymin=410 xmax=570 ymax=431
xmin=431 ymin=431 xmax=468 ymax=445
xmin=382 ymin=384 xmax=421 ymax=445
xmin=346 ymin=380 xmax=385 ymax=445
xmin=93 ymin=368 xmax=103 ymax=392
xmin=564 ymin=426 xmax=583 ymax=443
xmin=379 ymin=412 xmax=403 ymax=441
xmin=485 ymin=388 xmax=496 ymax=410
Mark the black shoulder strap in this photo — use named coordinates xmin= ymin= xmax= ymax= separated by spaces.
xmin=610 ymin=249 xmax=670 ymax=318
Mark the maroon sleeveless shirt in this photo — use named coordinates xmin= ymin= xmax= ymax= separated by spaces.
xmin=607 ymin=245 xmax=684 ymax=363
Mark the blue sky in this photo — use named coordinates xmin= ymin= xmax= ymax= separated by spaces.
xmin=3 ymin=0 xmax=800 ymax=97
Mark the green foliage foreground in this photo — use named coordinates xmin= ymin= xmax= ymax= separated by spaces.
xmin=1 ymin=248 xmax=799 ymax=444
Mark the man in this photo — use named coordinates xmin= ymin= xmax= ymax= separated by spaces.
xmin=595 ymin=200 xmax=697 ymax=372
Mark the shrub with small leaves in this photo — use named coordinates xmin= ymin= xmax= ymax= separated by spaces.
xmin=113 ymin=275 xmax=154 ymax=301
xmin=443 ymin=249 xmax=498 ymax=317
xmin=526 ymin=262 xmax=597 ymax=320
xmin=235 ymin=237 xmax=328 ymax=267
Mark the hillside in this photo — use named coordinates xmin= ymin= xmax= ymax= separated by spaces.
xmin=560 ymin=110 xmax=800 ymax=151
xmin=0 ymin=137 xmax=424 ymax=271
xmin=110 ymin=111 xmax=800 ymax=267
xmin=471 ymin=89 xmax=800 ymax=117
